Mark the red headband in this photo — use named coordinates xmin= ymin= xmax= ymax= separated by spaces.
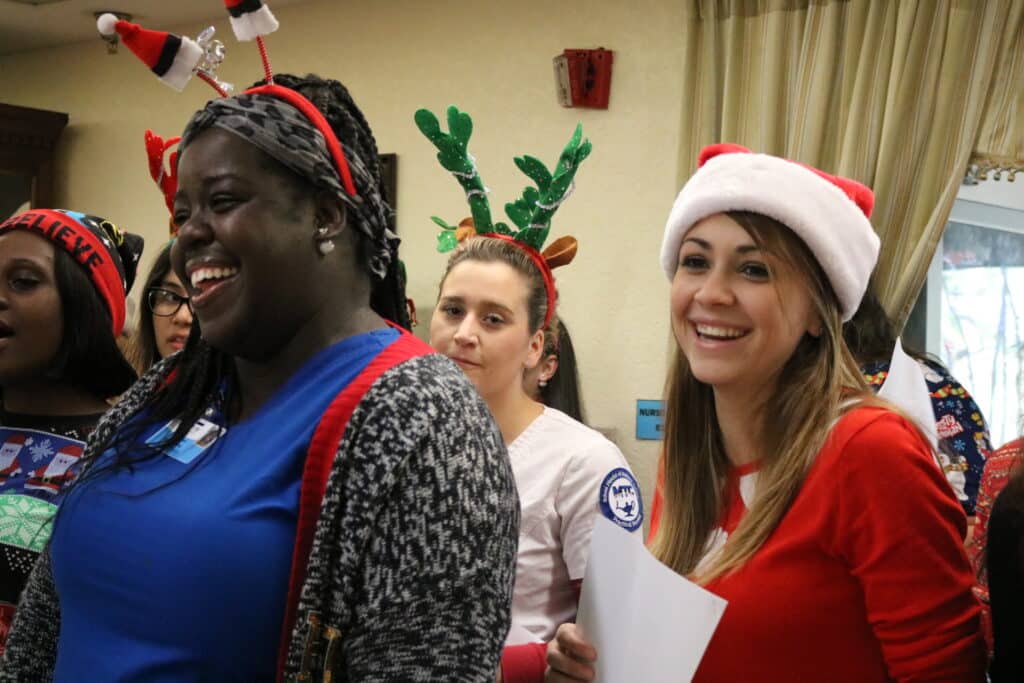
xmin=244 ymin=84 xmax=358 ymax=197
xmin=488 ymin=233 xmax=557 ymax=329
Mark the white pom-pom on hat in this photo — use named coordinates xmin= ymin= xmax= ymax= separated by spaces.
xmin=96 ymin=12 xmax=120 ymax=36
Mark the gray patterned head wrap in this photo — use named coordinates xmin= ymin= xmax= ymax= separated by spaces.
xmin=180 ymin=92 xmax=396 ymax=279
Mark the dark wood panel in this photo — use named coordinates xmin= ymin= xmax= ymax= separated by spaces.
xmin=0 ymin=102 xmax=68 ymax=212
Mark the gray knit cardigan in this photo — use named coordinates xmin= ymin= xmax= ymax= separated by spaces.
xmin=0 ymin=352 xmax=519 ymax=682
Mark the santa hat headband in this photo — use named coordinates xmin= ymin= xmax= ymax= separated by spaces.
xmin=100 ymin=2 xmax=359 ymax=208
xmin=0 ymin=209 xmax=144 ymax=336
xmin=224 ymin=0 xmax=280 ymax=42
xmin=416 ymin=106 xmax=590 ymax=329
xmin=97 ymin=14 xmax=215 ymax=93
xmin=660 ymin=143 xmax=879 ymax=321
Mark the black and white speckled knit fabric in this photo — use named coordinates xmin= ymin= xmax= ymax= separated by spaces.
xmin=1 ymin=354 xmax=519 ymax=682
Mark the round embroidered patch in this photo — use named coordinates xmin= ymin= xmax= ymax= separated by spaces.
xmin=599 ymin=467 xmax=643 ymax=531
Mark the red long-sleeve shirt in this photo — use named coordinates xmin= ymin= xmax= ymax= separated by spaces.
xmin=690 ymin=407 xmax=985 ymax=682
xmin=521 ymin=407 xmax=983 ymax=681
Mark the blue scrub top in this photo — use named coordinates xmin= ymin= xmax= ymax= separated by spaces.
xmin=51 ymin=328 xmax=399 ymax=682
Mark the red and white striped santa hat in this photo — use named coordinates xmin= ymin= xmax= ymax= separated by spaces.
xmin=223 ymin=0 xmax=279 ymax=41
xmin=96 ymin=14 xmax=203 ymax=92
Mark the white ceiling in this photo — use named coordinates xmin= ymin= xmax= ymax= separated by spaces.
xmin=0 ymin=0 xmax=312 ymax=56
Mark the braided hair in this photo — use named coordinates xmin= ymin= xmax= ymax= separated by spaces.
xmin=84 ymin=74 xmax=409 ymax=475
xmin=272 ymin=74 xmax=409 ymax=329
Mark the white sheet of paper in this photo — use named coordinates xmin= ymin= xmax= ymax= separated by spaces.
xmin=877 ymin=337 xmax=939 ymax=450
xmin=576 ymin=517 xmax=727 ymax=683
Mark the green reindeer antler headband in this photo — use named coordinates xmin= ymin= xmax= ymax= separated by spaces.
xmin=415 ymin=105 xmax=591 ymax=327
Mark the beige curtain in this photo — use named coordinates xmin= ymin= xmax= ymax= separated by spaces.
xmin=968 ymin=2 xmax=1024 ymax=182
xmin=678 ymin=0 xmax=1021 ymax=326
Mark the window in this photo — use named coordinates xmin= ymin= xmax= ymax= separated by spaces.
xmin=911 ymin=196 xmax=1024 ymax=448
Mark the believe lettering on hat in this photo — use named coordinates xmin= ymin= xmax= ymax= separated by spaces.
xmin=5 ymin=210 xmax=106 ymax=272
xmin=0 ymin=209 xmax=143 ymax=336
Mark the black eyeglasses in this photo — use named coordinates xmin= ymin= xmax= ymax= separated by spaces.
xmin=147 ymin=288 xmax=192 ymax=317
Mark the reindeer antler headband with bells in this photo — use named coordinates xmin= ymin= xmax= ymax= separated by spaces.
xmin=416 ymin=106 xmax=591 ymax=328
xmin=98 ymin=1 xmax=360 ymax=235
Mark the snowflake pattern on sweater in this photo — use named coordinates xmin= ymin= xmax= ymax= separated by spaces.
xmin=0 ymin=412 xmax=99 ymax=658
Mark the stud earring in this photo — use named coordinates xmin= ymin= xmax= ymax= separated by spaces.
xmin=315 ymin=224 xmax=334 ymax=255
xmin=538 ymin=379 xmax=548 ymax=388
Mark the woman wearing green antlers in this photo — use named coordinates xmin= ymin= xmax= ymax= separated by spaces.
xmin=419 ymin=107 xmax=645 ymax=683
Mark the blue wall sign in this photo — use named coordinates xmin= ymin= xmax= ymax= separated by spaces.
xmin=635 ymin=400 xmax=664 ymax=440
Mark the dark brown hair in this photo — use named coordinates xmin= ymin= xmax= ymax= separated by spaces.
xmin=130 ymin=241 xmax=176 ymax=372
xmin=48 ymin=249 xmax=138 ymax=398
xmin=538 ymin=317 xmax=585 ymax=423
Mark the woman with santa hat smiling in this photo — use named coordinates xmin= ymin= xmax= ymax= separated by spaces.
xmin=545 ymin=145 xmax=985 ymax=683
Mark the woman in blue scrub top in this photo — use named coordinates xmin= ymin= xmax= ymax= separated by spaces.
xmin=2 ymin=74 xmax=518 ymax=683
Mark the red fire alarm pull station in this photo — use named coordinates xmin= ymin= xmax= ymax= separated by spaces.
xmin=554 ymin=48 xmax=613 ymax=109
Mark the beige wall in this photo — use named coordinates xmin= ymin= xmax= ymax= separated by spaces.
xmin=0 ymin=0 xmax=685 ymax=511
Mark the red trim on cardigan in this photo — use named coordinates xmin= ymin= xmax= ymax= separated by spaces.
xmin=274 ymin=328 xmax=433 ymax=681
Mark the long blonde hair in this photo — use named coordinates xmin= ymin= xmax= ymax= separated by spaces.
xmin=649 ymin=211 xmax=869 ymax=584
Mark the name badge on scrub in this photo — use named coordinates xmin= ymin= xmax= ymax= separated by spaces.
xmin=146 ymin=418 xmax=226 ymax=465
